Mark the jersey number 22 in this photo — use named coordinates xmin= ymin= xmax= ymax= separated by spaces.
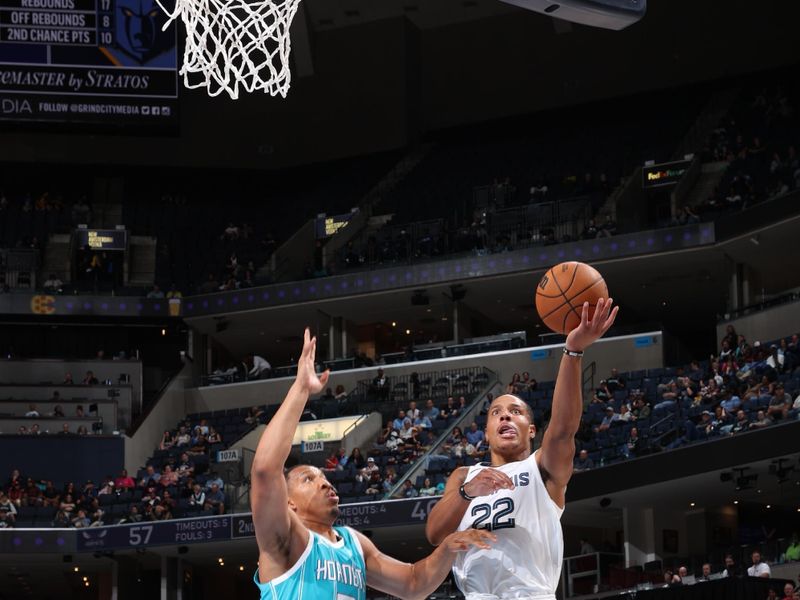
xmin=470 ymin=498 xmax=515 ymax=531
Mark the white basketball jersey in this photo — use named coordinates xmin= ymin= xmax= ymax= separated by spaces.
xmin=452 ymin=450 xmax=564 ymax=600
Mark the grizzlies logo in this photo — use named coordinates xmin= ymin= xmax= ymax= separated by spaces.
xmin=113 ymin=0 xmax=175 ymax=65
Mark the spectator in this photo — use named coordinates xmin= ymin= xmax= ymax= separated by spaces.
xmin=159 ymin=430 xmax=175 ymax=451
xmin=334 ymin=385 xmax=348 ymax=403
xmin=248 ymin=354 xmax=271 ymax=380
xmin=175 ymin=426 xmax=191 ymax=446
xmin=748 ymin=551 xmax=771 ymax=578
xmin=176 ymin=453 xmax=195 ymax=480
xmin=451 ymin=436 xmax=476 ymax=463
xmin=42 ymin=481 xmax=59 ymax=507
xmin=624 ymin=427 xmax=641 ymax=458
xmin=114 ymin=469 xmax=135 ymax=489
xmin=139 ymin=465 xmax=161 ymax=487
xmin=407 ymin=401 xmax=420 ymax=421
xmin=204 ymin=472 xmax=224 ymax=492
xmin=0 ymin=493 xmax=17 ymax=525
xmin=53 ymin=509 xmax=71 ymax=528
xmin=207 ymin=427 xmax=222 ymax=444
xmin=423 ymin=399 xmax=439 ymax=421
xmin=82 ymin=371 xmax=98 ymax=385
xmin=750 ymin=410 xmax=773 ymax=429
xmin=579 ymin=539 xmax=595 ymax=554
xmin=592 ymin=380 xmax=611 ymax=405
xmin=75 ymin=405 xmax=85 ymax=417
xmin=97 ymin=478 xmax=114 ymax=496
xmin=392 ymin=410 xmax=407 ymax=431
xmin=722 ymin=554 xmax=740 ymax=578
xmin=51 ymin=404 xmax=65 ymax=418
xmin=58 ymin=423 xmax=70 ymax=435
xmin=730 ymin=410 xmax=751 ymax=435
xmin=62 ymin=372 xmax=74 ymax=385
xmin=595 ymin=406 xmax=619 ymax=432
xmin=244 ymin=406 xmax=264 ymax=425
xmin=697 ymin=563 xmax=712 ymax=581
xmin=59 ymin=493 xmax=76 ymax=516
xmin=323 ymin=452 xmax=339 ymax=471
xmin=465 ymin=422 xmax=485 ymax=446
xmin=159 ymin=465 xmax=178 ymax=488
xmin=401 ymin=480 xmax=418 ymax=498
xmin=606 ymin=368 xmax=625 ymax=392
xmin=371 ymin=369 xmax=390 ymax=400
xmin=767 ymin=385 xmax=791 ymax=421
xmin=348 ymin=448 xmax=366 ymax=472
xmin=204 ymin=483 xmax=225 ymax=514
xmin=413 ymin=414 xmax=432 ymax=430
xmin=146 ymin=285 xmax=165 ymax=299
xmin=42 ymin=273 xmax=63 ymax=293
xmin=24 ymin=404 xmax=39 ymax=418
xmin=439 ymin=396 xmax=457 ymax=419
xmin=149 ymin=504 xmax=172 ymax=521
xmin=125 ymin=505 xmax=143 ymax=524
xmin=785 ymin=533 xmax=800 ymax=561
xmin=189 ymin=483 xmax=205 ymax=508
xmin=419 ymin=477 xmax=438 ymax=497
xmin=71 ymin=509 xmax=91 ymax=528
xmin=573 ymin=449 xmax=594 ymax=471
xmin=782 ymin=582 xmax=796 ymax=600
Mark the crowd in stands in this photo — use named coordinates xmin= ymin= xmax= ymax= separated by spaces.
xmin=697 ymin=82 xmax=799 ymax=218
xmin=0 ymin=462 xmax=227 ymax=529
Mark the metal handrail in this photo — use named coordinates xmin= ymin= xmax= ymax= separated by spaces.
xmin=385 ymin=367 xmax=498 ymax=499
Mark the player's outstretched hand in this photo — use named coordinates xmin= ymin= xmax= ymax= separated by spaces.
xmin=565 ymin=297 xmax=619 ymax=353
xmin=463 ymin=468 xmax=514 ymax=498
xmin=442 ymin=529 xmax=497 ymax=553
xmin=296 ymin=327 xmax=330 ymax=394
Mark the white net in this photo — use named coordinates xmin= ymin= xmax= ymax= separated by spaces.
xmin=157 ymin=0 xmax=302 ymax=99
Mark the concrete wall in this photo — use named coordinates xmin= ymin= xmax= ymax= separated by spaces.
xmin=717 ymin=299 xmax=800 ymax=348
xmin=123 ymin=366 xmax=192 ymax=474
xmin=186 ymin=331 xmax=664 ymax=413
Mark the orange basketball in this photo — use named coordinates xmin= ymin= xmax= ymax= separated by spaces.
xmin=535 ymin=262 xmax=608 ymax=334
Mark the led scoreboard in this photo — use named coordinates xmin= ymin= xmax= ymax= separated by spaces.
xmin=0 ymin=0 xmax=177 ymax=126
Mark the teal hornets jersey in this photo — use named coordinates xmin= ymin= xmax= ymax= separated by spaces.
xmin=253 ymin=526 xmax=367 ymax=600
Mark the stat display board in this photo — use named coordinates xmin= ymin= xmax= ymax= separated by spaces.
xmin=0 ymin=0 xmax=177 ymax=126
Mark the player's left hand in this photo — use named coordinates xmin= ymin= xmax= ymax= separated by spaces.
xmin=441 ymin=529 xmax=497 ymax=553
xmin=565 ymin=297 xmax=618 ymax=353
xmin=295 ymin=327 xmax=330 ymax=393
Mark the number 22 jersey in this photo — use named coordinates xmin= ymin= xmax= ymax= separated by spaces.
xmin=452 ymin=449 xmax=564 ymax=599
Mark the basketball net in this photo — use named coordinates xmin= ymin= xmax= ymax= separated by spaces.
xmin=157 ymin=0 xmax=302 ymax=99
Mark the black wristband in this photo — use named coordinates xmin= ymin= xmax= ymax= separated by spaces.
xmin=563 ymin=347 xmax=584 ymax=358
xmin=458 ymin=483 xmax=476 ymax=501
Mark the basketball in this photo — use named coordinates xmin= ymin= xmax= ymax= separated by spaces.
xmin=535 ymin=262 xmax=609 ymax=335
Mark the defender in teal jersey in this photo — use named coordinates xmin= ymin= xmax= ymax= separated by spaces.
xmin=251 ymin=329 xmax=495 ymax=600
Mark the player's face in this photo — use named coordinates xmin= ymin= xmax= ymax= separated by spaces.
xmin=486 ymin=395 xmax=535 ymax=455
xmin=287 ymin=466 xmax=340 ymax=522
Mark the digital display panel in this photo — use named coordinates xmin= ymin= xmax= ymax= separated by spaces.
xmin=642 ymin=159 xmax=692 ymax=189
xmin=74 ymin=228 xmax=126 ymax=250
xmin=0 ymin=0 xmax=177 ymax=126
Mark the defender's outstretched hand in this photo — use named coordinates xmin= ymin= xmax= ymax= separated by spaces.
xmin=296 ymin=328 xmax=330 ymax=394
xmin=565 ymin=297 xmax=618 ymax=353
xmin=441 ymin=529 xmax=497 ymax=553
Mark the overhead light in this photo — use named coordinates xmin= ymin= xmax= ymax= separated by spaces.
xmin=689 ymin=502 xmax=695 ymax=507
xmin=161 ymin=328 xmax=166 ymax=336
xmin=391 ymin=321 xmax=396 ymax=327
xmin=84 ymin=581 xmax=89 ymax=587
xmin=239 ymin=566 xmax=244 ymax=572
xmin=405 ymin=329 xmax=411 ymax=335
xmin=733 ymin=500 xmax=738 ymax=505
xmin=73 ymin=567 xmax=79 ymax=573
xmin=766 ymin=504 xmax=771 ymax=509
xmin=82 ymin=576 xmax=88 ymax=582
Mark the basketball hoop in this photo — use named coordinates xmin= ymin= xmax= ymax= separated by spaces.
xmin=157 ymin=0 xmax=302 ymax=99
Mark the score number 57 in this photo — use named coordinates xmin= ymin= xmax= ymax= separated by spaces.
xmin=129 ymin=525 xmax=154 ymax=546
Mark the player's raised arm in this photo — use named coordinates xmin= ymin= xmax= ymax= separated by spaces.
xmin=250 ymin=329 xmax=329 ymax=562
xmin=355 ymin=528 xmax=496 ymax=600
xmin=539 ymin=298 xmax=617 ymax=506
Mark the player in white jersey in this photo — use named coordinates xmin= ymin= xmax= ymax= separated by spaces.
xmin=427 ymin=298 xmax=618 ymax=600
xmin=251 ymin=328 xmax=495 ymax=600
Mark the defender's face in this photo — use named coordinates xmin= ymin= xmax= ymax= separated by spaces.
xmin=486 ymin=395 xmax=535 ymax=453
xmin=287 ymin=466 xmax=340 ymax=521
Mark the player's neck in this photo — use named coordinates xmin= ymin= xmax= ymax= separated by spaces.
xmin=489 ymin=447 xmax=531 ymax=466
xmin=304 ymin=519 xmax=338 ymax=542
